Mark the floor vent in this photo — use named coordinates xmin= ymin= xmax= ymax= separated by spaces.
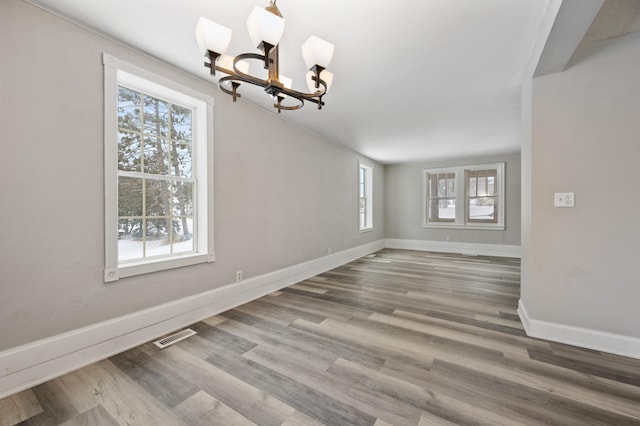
xmin=153 ymin=328 xmax=197 ymax=349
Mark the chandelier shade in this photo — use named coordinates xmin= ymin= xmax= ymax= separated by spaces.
xmin=196 ymin=1 xmax=334 ymax=113
xmin=195 ymin=17 xmax=232 ymax=58
xmin=247 ymin=6 xmax=285 ymax=48
xmin=301 ymin=35 xmax=335 ymax=69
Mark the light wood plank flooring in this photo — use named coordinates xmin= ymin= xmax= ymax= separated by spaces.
xmin=2 ymin=249 xmax=640 ymax=425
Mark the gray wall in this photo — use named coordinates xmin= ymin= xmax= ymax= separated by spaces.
xmin=524 ymin=31 xmax=640 ymax=337
xmin=384 ymin=153 xmax=521 ymax=245
xmin=0 ymin=1 xmax=383 ymax=350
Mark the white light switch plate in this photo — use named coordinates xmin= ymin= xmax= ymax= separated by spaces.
xmin=554 ymin=192 xmax=575 ymax=207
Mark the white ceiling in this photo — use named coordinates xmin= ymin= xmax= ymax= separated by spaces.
xmin=29 ymin=0 xmax=558 ymax=164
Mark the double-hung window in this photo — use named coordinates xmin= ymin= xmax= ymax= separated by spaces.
xmin=466 ymin=168 xmax=498 ymax=223
xmin=103 ymin=54 xmax=214 ymax=282
xmin=424 ymin=162 xmax=505 ymax=230
xmin=359 ymin=161 xmax=373 ymax=232
xmin=426 ymin=172 xmax=456 ymax=222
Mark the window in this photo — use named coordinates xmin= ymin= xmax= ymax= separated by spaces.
xmin=423 ymin=162 xmax=505 ymax=230
xmin=103 ymin=54 xmax=214 ymax=282
xmin=359 ymin=161 xmax=373 ymax=231
xmin=466 ymin=169 xmax=498 ymax=223
xmin=426 ymin=172 xmax=456 ymax=222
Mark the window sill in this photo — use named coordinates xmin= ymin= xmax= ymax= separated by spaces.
xmin=359 ymin=227 xmax=374 ymax=234
xmin=422 ymin=223 xmax=505 ymax=231
xmin=104 ymin=252 xmax=215 ymax=282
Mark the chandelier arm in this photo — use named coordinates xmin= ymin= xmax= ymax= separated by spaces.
xmin=274 ymin=95 xmax=303 ymax=113
xmin=218 ymin=76 xmax=245 ymax=101
xmin=278 ymin=78 xmax=328 ymax=101
xmin=229 ymin=53 xmax=272 ymax=87
xmin=233 ymin=52 xmax=267 ymax=72
xmin=277 ymin=103 xmax=304 ymax=111
xmin=217 ymin=73 xmax=327 ymax=108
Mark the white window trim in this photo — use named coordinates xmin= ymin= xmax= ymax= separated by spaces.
xmin=103 ymin=53 xmax=214 ymax=282
xmin=358 ymin=160 xmax=374 ymax=233
xmin=423 ymin=162 xmax=505 ymax=230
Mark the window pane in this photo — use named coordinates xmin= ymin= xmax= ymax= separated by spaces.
xmin=173 ymin=217 xmax=194 ymax=254
xmin=439 ymin=199 xmax=455 ymax=219
xmin=173 ymin=182 xmax=194 ymax=216
xmin=171 ymin=141 xmax=192 ymax=178
xmin=118 ymin=87 xmax=141 ymax=132
xmin=170 ymin=104 xmax=192 ymax=142
xmin=143 ymin=96 xmax=169 ymax=137
xmin=118 ymin=132 xmax=141 ymax=172
xmin=428 ymin=199 xmax=437 ymax=220
xmin=429 ymin=199 xmax=455 ymax=220
xmin=118 ymin=218 xmax=143 ymax=261
xmin=118 ymin=177 xmax=143 ymax=217
xmin=145 ymin=179 xmax=171 ymax=217
xmin=437 ymin=175 xmax=447 ymax=197
xmin=468 ymin=176 xmax=477 ymax=197
xmin=487 ymin=176 xmax=495 ymax=196
xmin=145 ymin=218 xmax=171 ymax=257
xmin=469 ymin=197 xmax=496 ymax=220
xmin=477 ymin=176 xmax=487 ymax=197
xmin=447 ymin=177 xmax=455 ymax=197
xmin=143 ymin=137 xmax=169 ymax=175
xmin=171 ymin=216 xmax=192 ymax=245
xmin=428 ymin=175 xmax=438 ymax=197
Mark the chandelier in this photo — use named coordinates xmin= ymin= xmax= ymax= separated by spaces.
xmin=195 ymin=1 xmax=335 ymax=113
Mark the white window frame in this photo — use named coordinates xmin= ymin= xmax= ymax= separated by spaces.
xmin=358 ymin=161 xmax=373 ymax=232
xmin=423 ymin=162 xmax=505 ymax=230
xmin=103 ymin=53 xmax=214 ymax=282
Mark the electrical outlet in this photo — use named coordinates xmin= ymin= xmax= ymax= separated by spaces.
xmin=446 ymin=235 xmax=451 ymax=242
xmin=554 ymin=192 xmax=575 ymax=208
xmin=236 ymin=271 xmax=242 ymax=282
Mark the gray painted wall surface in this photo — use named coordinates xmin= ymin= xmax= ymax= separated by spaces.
xmin=384 ymin=154 xmax=521 ymax=245
xmin=0 ymin=1 xmax=383 ymax=350
xmin=526 ymin=31 xmax=640 ymax=337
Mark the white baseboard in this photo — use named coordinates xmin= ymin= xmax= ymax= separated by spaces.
xmin=518 ymin=299 xmax=640 ymax=360
xmin=385 ymin=238 xmax=521 ymax=258
xmin=0 ymin=239 xmax=385 ymax=400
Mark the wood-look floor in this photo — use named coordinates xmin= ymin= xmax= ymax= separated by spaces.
xmin=2 ymin=249 xmax=640 ymax=425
